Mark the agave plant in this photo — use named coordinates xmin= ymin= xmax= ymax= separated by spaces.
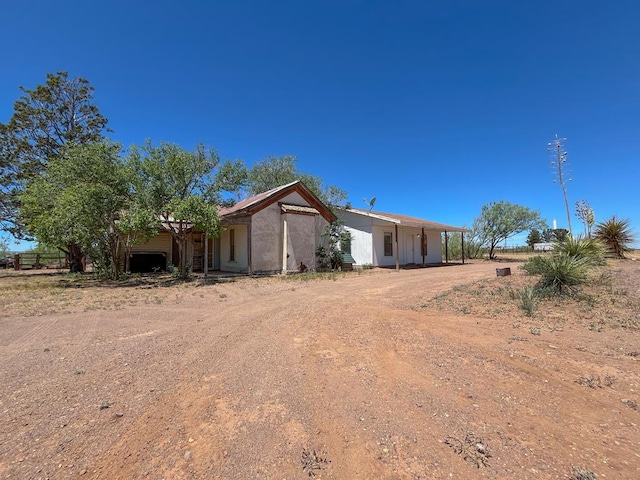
xmin=594 ymin=216 xmax=635 ymax=258
xmin=553 ymin=235 xmax=607 ymax=266
xmin=532 ymin=254 xmax=591 ymax=294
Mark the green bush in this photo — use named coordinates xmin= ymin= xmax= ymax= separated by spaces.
xmin=523 ymin=254 xmax=590 ymax=294
xmin=518 ymin=286 xmax=538 ymax=316
xmin=594 ymin=216 xmax=635 ymax=258
xmin=553 ymin=236 xmax=606 ymax=266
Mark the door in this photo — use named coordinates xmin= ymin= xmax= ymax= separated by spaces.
xmin=405 ymin=234 xmax=415 ymax=264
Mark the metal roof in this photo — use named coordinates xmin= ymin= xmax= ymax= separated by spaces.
xmin=218 ymin=180 xmax=337 ymax=223
xmin=343 ymin=208 xmax=468 ymax=232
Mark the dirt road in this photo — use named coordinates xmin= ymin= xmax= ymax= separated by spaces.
xmin=0 ymin=261 xmax=638 ymax=479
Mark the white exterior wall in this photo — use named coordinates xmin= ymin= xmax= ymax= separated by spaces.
xmin=220 ymin=225 xmax=249 ymax=273
xmin=424 ymin=230 xmax=443 ymax=263
xmin=339 ymin=210 xmax=446 ymax=266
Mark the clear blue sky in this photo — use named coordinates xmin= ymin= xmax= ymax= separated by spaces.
xmin=2 ymin=0 xmax=639 ymax=250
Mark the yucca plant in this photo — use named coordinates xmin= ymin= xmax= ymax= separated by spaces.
xmin=523 ymin=254 xmax=590 ymax=294
xmin=553 ymin=235 xmax=607 ymax=266
xmin=594 ymin=216 xmax=635 ymax=258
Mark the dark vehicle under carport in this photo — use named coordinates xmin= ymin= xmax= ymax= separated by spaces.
xmin=129 ymin=252 xmax=167 ymax=273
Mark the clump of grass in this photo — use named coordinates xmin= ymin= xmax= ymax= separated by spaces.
xmin=517 ymin=286 xmax=538 ymax=316
xmin=569 ymin=466 xmax=597 ymax=480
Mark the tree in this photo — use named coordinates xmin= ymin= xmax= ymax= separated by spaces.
xmin=247 ymin=155 xmax=347 ymax=208
xmin=547 ymin=135 xmax=573 ymax=235
xmin=1 ymin=72 xmax=109 ymax=239
xmin=594 ymin=216 xmax=635 ymax=258
xmin=473 ymin=201 xmax=547 ymax=259
xmin=129 ymin=141 xmax=222 ymax=278
xmin=575 ymin=200 xmax=595 ymax=238
xmin=526 ymin=229 xmax=542 ymax=249
xmin=20 ymin=142 xmax=138 ymax=277
xmin=316 ymin=221 xmax=351 ymax=270
xmin=541 ymin=228 xmax=568 ymax=243
xmin=0 ymin=236 xmax=9 ymax=257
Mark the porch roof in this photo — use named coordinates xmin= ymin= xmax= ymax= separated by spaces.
xmin=344 ymin=208 xmax=468 ymax=233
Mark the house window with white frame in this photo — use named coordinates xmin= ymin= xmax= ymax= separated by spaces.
xmin=384 ymin=232 xmax=393 ymax=256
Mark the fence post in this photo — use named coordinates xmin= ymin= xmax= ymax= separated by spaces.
xmin=35 ymin=254 xmax=41 ymax=269
xmin=14 ymin=254 xmax=21 ymax=271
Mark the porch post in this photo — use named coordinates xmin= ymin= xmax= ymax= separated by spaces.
xmin=247 ymin=221 xmax=252 ymax=275
xmin=421 ymin=227 xmax=425 ymax=267
xmin=282 ymin=214 xmax=288 ymax=274
xmin=394 ymin=224 xmax=399 ymax=271
xmin=461 ymin=231 xmax=465 ymax=265
xmin=444 ymin=230 xmax=449 ymax=264
xmin=204 ymin=232 xmax=208 ymax=277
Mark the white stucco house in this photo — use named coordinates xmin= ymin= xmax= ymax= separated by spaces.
xmin=128 ymin=181 xmax=336 ymax=274
xmin=338 ymin=208 xmax=467 ymax=268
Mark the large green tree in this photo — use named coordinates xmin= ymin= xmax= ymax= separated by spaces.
xmin=129 ymin=141 xmax=222 ymax=278
xmin=1 ymin=72 xmax=109 ymax=266
xmin=247 ymin=155 xmax=347 ymax=207
xmin=20 ymin=142 xmax=140 ymax=276
xmin=473 ymin=201 xmax=547 ymax=259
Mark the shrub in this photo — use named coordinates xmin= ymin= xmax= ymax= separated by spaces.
xmin=594 ymin=216 xmax=635 ymax=258
xmin=553 ymin=236 xmax=606 ymax=266
xmin=518 ymin=286 xmax=538 ymax=316
xmin=523 ymin=254 xmax=590 ymax=294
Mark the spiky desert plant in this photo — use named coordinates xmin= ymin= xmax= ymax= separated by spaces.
xmin=594 ymin=216 xmax=635 ymax=258
xmin=523 ymin=254 xmax=590 ymax=294
xmin=553 ymin=235 xmax=606 ymax=266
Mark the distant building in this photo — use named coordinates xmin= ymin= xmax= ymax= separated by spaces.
xmin=533 ymin=242 xmax=554 ymax=252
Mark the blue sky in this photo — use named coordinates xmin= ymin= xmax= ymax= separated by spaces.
xmin=2 ymin=0 xmax=639 ymax=250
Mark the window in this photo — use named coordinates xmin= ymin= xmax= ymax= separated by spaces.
xmin=229 ymin=228 xmax=235 ymax=261
xmin=341 ymin=236 xmax=351 ymax=254
xmin=384 ymin=232 xmax=393 ymax=256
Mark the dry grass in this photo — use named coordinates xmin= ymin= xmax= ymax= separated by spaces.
xmin=419 ymin=259 xmax=640 ymax=331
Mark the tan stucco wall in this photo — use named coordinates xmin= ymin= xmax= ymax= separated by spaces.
xmin=219 ymin=225 xmax=248 ymax=273
xmin=285 ymin=213 xmax=319 ymax=271
xmin=248 ymin=192 xmax=329 ymax=273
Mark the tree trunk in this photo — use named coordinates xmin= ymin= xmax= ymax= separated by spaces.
xmin=67 ymin=242 xmax=84 ymax=273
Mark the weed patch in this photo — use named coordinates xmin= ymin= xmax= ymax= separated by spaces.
xmin=445 ymin=433 xmax=491 ymax=468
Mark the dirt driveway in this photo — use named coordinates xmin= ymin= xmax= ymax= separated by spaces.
xmin=0 ymin=261 xmax=638 ymax=479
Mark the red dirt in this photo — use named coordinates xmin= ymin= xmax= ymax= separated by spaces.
xmin=0 ymin=260 xmax=638 ymax=479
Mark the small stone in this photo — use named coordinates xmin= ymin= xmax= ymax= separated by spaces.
xmin=115 ymin=412 xmax=124 ymax=417
xmin=188 ymin=437 xmax=194 ymax=443
xmin=80 ymin=469 xmax=87 ymax=475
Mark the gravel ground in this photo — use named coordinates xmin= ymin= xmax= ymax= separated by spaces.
xmin=0 ymin=260 xmax=638 ymax=479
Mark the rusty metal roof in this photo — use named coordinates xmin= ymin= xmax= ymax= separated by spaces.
xmin=218 ymin=180 xmax=336 ymax=223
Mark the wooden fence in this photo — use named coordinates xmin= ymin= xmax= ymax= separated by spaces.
xmin=7 ymin=252 xmax=67 ymax=270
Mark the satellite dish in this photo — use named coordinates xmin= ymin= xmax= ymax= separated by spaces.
xmin=363 ymin=196 xmax=376 ymax=211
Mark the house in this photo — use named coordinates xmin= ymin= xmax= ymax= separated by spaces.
xmin=128 ymin=181 xmax=337 ymax=274
xmin=338 ymin=208 xmax=467 ymax=268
